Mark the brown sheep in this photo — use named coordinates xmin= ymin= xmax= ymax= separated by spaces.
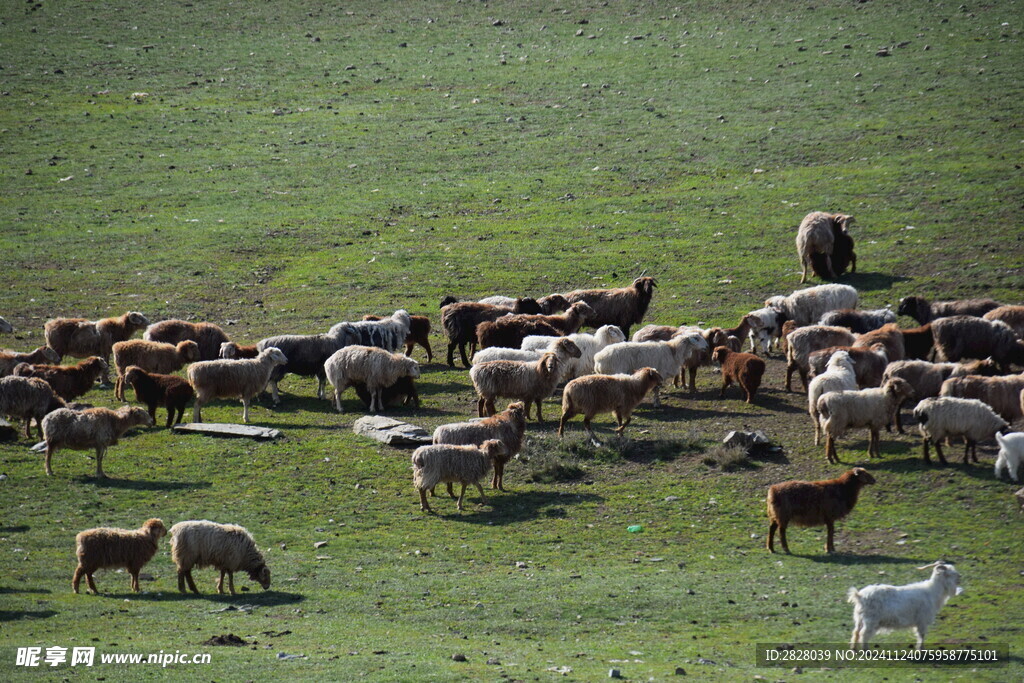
xmin=853 ymin=323 xmax=904 ymax=363
xmin=983 ymin=305 xmax=1024 ymax=338
xmin=767 ymin=467 xmax=876 ymax=554
xmin=364 ymin=313 xmax=433 ymax=363
xmin=560 ymin=276 xmax=657 ymax=337
xmin=558 ymin=368 xmax=663 ymax=443
xmin=44 ymin=311 xmax=149 ymax=364
xmin=14 ymin=357 xmax=108 ymax=401
xmin=809 ymin=344 xmax=889 ymax=388
xmin=0 ymin=375 xmax=66 ymax=439
xmin=897 ymin=296 xmax=1001 ymax=325
xmin=712 ymin=346 xmax=766 ymax=403
xmin=441 ymin=299 xmax=543 ymax=368
xmin=73 ymin=519 xmax=167 ymax=594
xmin=218 ymin=341 xmax=260 ymax=359
xmin=0 ymin=346 xmax=61 ymax=377
xmin=901 ymin=324 xmax=934 ymax=360
xmin=939 ymin=373 xmax=1024 ymax=424
xmin=112 ymin=339 xmax=200 ymax=401
xmin=122 ymin=366 xmax=195 ymax=429
xmin=144 ymin=319 xmax=231 ymax=361
xmin=476 ymin=302 xmax=593 ymax=350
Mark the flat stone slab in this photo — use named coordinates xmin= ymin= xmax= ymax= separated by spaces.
xmin=353 ymin=415 xmax=431 ymax=447
xmin=172 ymin=423 xmax=282 ymax=440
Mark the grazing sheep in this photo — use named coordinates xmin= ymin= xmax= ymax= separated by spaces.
xmin=41 ymin=406 xmax=154 ymax=478
xmin=595 ymin=333 xmax=704 ymax=406
xmin=808 ymin=345 xmax=889 ymax=389
xmin=784 ymin=325 xmax=857 ymax=392
xmin=900 ymin=323 xmax=935 ymax=361
xmin=342 ymin=309 xmax=411 ymax=352
xmin=471 ymin=337 xmax=582 ymax=382
xmin=0 ymin=316 xmax=12 ymax=334
xmin=44 ymin=311 xmax=149 ymax=364
xmin=712 ymin=346 xmax=766 ymax=404
xmin=477 ymin=302 xmax=594 ymax=350
xmin=470 ymin=352 xmax=563 ymax=421
xmin=931 ymin=316 xmax=1024 ymax=372
xmin=169 ymin=520 xmax=271 ymax=595
xmin=187 ymin=347 xmax=288 ymax=423
xmin=478 ymin=294 xmax=570 ymax=314
xmin=0 ymin=346 xmax=60 ymax=377
xmin=853 ymin=323 xmax=905 ymax=363
xmin=364 ymin=312 xmax=433 ymax=362
xmin=14 ymin=357 xmax=108 ymax=401
xmin=848 ymin=561 xmax=963 ymax=650
xmin=744 ymin=306 xmax=785 ymax=355
xmin=983 ymin=305 xmax=1024 ymax=338
xmin=72 ymin=519 xmax=167 ymax=594
xmin=766 ymin=467 xmax=876 ymax=554
xmin=913 ymin=397 xmax=1008 ymax=465
xmin=882 ymin=358 xmax=999 ymax=432
xmin=939 ymin=373 xmax=1024 ymax=424
xmin=559 ymin=276 xmax=657 ymax=337
xmin=122 ymin=366 xmax=195 ymax=428
xmin=323 ymin=345 xmax=421 ymax=413
xmin=257 ymin=322 xmax=361 ymax=404
xmin=766 ymin=283 xmax=859 ymax=327
xmin=441 ymin=299 xmax=543 ymax=368
xmin=0 ymin=375 xmax=66 ymax=439
xmin=897 ymin=296 xmax=1001 ymax=325
xmin=112 ymin=339 xmax=200 ymax=401
xmin=352 ymin=376 xmax=420 ymax=411
xmin=412 ymin=439 xmax=508 ymax=512
xmin=218 ymin=341 xmax=259 ymax=359
xmin=994 ymin=432 xmax=1024 ymax=482
xmin=558 ymin=367 xmax=662 ymax=444
xmin=817 ymin=378 xmax=915 ymax=463
xmin=144 ymin=319 xmax=230 ymax=361
xmin=432 ymin=402 xmax=526 ymax=492
xmin=807 ymin=350 xmax=858 ymax=445
xmin=819 ymin=308 xmax=896 ymax=334
xmin=796 ymin=211 xmax=856 ymax=283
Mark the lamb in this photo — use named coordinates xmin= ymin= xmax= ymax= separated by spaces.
xmin=744 ymin=306 xmax=785 ymax=355
xmin=44 ymin=311 xmax=149 ymax=364
xmin=558 ymin=367 xmax=663 ymax=444
xmin=112 ymin=339 xmax=200 ymax=401
xmin=559 ymin=276 xmax=657 ymax=337
xmin=897 ymin=296 xmax=1001 ymax=325
xmin=882 ymin=358 xmax=999 ymax=432
xmin=432 ymin=401 xmax=526 ymax=492
xmin=0 ymin=346 xmax=61 ymax=377
xmin=441 ymin=298 xmax=543 ymax=368
xmin=931 ymin=316 xmax=1024 ymax=372
xmin=819 ymin=308 xmax=896 ymax=334
xmin=469 ymin=352 xmax=563 ymax=421
xmin=257 ymin=322 xmax=362 ymax=404
xmin=471 ymin=337 xmax=582 ymax=378
xmin=169 ymin=520 xmax=271 ymax=595
xmin=122 ymin=366 xmax=195 ymax=429
xmin=143 ymin=319 xmax=230 ymax=361
xmin=766 ymin=467 xmax=876 ymax=554
xmin=939 ymin=373 xmax=1024 ymax=424
xmin=476 ymin=302 xmax=594 ymax=350
xmin=994 ymin=432 xmax=1024 ymax=482
xmin=712 ymin=346 xmax=766 ymax=404
xmin=784 ymin=325 xmax=857 ymax=392
xmin=41 ymin=406 xmax=154 ymax=478
xmin=72 ymin=518 xmax=167 ymax=594
xmin=218 ymin=341 xmax=259 ymax=359
xmin=796 ymin=211 xmax=856 ymax=283
xmin=352 ymin=376 xmax=420 ymax=411
xmin=848 ymin=561 xmax=963 ymax=649
xmin=14 ymin=356 xmax=108 ymax=401
xmin=901 ymin=324 xmax=935 ymax=360
xmin=807 ymin=350 xmax=858 ymax=445
xmin=913 ymin=396 xmax=1008 ymax=465
xmin=817 ymin=378 xmax=915 ymax=463
xmin=0 ymin=316 xmax=11 ymax=333
xmin=323 ymin=345 xmax=421 ymax=413
xmin=363 ymin=312 xmax=433 ymax=362
xmin=808 ymin=345 xmax=889 ymax=389
xmin=983 ymin=305 xmax=1024 ymax=338
xmin=187 ymin=347 xmax=288 ymax=423
xmin=853 ymin=323 xmax=905 ymax=363
xmin=412 ymin=440 xmax=508 ymax=512
xmin=594 ymin=333 xmax=704 ymax=406
xmin=341 ymin=309 xmax=411 ymax=352
xmin=0 ymin=375 xmax=66 ymax=439
xmin=766 ymin=283 xmax=859 ymax=327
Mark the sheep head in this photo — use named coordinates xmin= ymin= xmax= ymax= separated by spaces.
xmin=178 ymin=340 xmax=201 ymax=363
xmin=833 ymin=214 xmax=854 ymax=231
xmin=143 ymin=518 xmax=168 ymax=540
xmin=538 ymin=293 xmax=570 ymax=314
xmin=828 ymin=350 xmax=855 ymax=373
xmin=917 ymin=561 xmax=963 ymax=597
xmin=439 ymin=295 xmax=459 ymax=308
xmin=882 ymin=377 xmax=914 ymax=403
xmin=555 ymin=338 xmax=582 ymax=359
xmin=504 ymin=401 xmax=527 ymax=422
xmin=480 ymin=438 xmax=509 ymax=462
xmin=569 ymin=301 xmax=595 ymax=322
xmin=711 ymin=345 xmax=731 ymax=364
xmin=633 ymin=276 xmax=657 ymax=296
xmin=127 ymin=312 xmax=150 ymax=327
xmin=261 ymin=347 xmax=288 ymax=366
xmin=249 ymin=564 xmax=271 ymax=590
xmin=41 ymin=346 xmax=61 ymax=363
xmin=848 ymin=467 xmax=876 ymax=486
xmin=637 ymin=367 xmax=663 ymax=389
xmin=120 ymin=405 xmax=155 ymax=427
xmin=514 ymin=297 xmax=543 ymax=314
xmin=538 ymin=352 xmax=559 ymax=378
xmin=403 ymin=357 xmax=421 ymax=379
xmin=896 ymin=296 xmax=925 ymax=320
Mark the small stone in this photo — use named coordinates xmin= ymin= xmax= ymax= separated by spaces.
xmin=675 ymin=667 xmax=687 ymax=675
xmin=487 ymin=658 xmax=501 ymax=665
xmin=313 ymin=541 xmax=328 ymax=549
xmin=452 ymin=653 xmax=467 ymax=662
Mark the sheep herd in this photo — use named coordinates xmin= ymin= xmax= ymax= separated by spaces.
xmin=1 ymin=211 xmax=1022 ymax=648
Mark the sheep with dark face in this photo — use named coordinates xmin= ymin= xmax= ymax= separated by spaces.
xmin=819 ymin=308 xmax=896 ymax=334
xmin=931 ymin=316 xmax=1024 ymax=372
xmin=122 ymin=366 xmax=194 ymax=429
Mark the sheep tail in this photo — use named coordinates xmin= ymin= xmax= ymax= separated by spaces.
xmin=846 ymin=587 xmax=861 ymax=604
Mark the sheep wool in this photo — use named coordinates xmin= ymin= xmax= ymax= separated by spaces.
xmin=187 ymin=347 xmax=288 ymax=423
xmin=0 ymin=375 xmax=66 ymax=439
xmin=144 ymin=319 xmax=231 ymax=361
xmin=411 ymin=440 xmax=508 ymax=512
xmin=432 ymin=401 xmax=526 ymax=492
xmin=170 ymin=520 xmax=271 ymax=595
xmin=73 ymin=518 xmax=167 ymax=594
xmin=766 ymin=467 xmax=876 ymax=554
xmin=41 ymin=406 xmax=154 ymax=478
xmin=323 ymin=344 xmax=421 ymax=413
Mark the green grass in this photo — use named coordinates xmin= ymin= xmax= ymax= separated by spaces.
xmin=1 ymin=0 xmax=1022 ymax=680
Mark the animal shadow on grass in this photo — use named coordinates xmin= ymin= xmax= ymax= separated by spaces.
xmin=0 ymin=525 xmax=30 ymax=533
xmin=840 ymin=271 xmax=910 ymax=293
xmin=0 ymin=586 xmax=50 ymax=595
xmin=432 ymin=490 xmax=604 ymax=526
xmin=75 ymin=476 xmax=212 ymax=492
xmin=0 ymin=610 xmax=58 ymax=622
xmin=748 ymin=391 xmax=806 ymax=415
xmin=115 ymin=590 xmax=305 ymax=605
xmin=639 ymin=403 xmax=750 ymax=423
xmin=800 ymin=552 xmax=922 ymax=566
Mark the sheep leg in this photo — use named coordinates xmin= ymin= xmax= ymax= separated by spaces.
xmin=850 ymin=623 xmax=861 ymax=649
xmin=216 ymin=571 xmax=225 ymax=594
xmin=419 ymin=489 xmax=433 ymax=512
xmin=316 ymin=373 xmax=327 ymax=401
xmin=165 ymin=407 xmax=175 ymax=429
xmin=95 ymin=447 xmax=106 ymax=479
xmin=824 ymin=254 xmax=836 ymax=280
xmin=224 ymin=571 xmax=236 ymax=595
xmin=767 ymin=522 xmax=777 ymax=553
xmin=44 ymin=445 xmax=56 ymax=476
xmin=84 ymin=571 xmax=98 ymax=594
xmin=913 ymin=625 xmax=926 ymax=650
xmin=334 ymin=386 xmax=345 ymax=413
xmin=744 ymin=384 xmax=755 ymax=404
xmin=798 ymin=367 xmax=809 ymax=392
xmin=269 ymin=380 xmax=281 ymax=406
xmin=584 ymin=418 xmax=601 ymax=447
xmin=492 ymin=461 xmax=505 ymax=491
xmin=688 ymin=366 xmax=697 ymax=393
xmin=963 ymin=440 xmax=973 ymax=465
xmin=894 ymin=400 xmax=906 ymax=434
xmin=459 ymin=343 xmax=471 ymax=369
xmin=241 ymin=398 xmax=251 ymax=424
xmin=130 ymin=570 xmax=141 ymax=592
xmin=534 ymin=400 xmax=544 ymax=423
xmin=558 ymin=410 xmax=575 ymax=437
xmin=474 ymin=481 xmax=488 ymax=506
xmin=24 ymin=418 xmax=33 ymax=439
xmin=476 ymin=397 xmax=486 ymax=418
xmin=825 ymin=520 xmax=836 ymax=553
xmin=446 ymin=342 xmax=456 ymax=368
xmin=824 ymin=435 xmax=838 ymax=464
xmin=800 ymin=259 xmax=808 ymax=284
xmin=813 ymin=413 xmax=821 ymax=447
xmin=784 ymin=362 xmax=795 ymax=392
xmin=778 ymin=523 xmax=790 ymax=554
xmin=933 ymin=439 xmax=948 ymax=465
xmin=614 ymin=411 xmax=632 ymax=435
xmin=72 ymin=565 xmax=85 ymax=593
xmin=192 ymin=398 xmax=203 ymax=423
xmin=719 ymin=377 xmax=730 ymax=398
xmin=456 ymin=483 xmax=467 ymax=511
xmin=652 ymin=385 xmax=661 ymax=408
xmin=868 ymin=429 xmax=878 ymax=459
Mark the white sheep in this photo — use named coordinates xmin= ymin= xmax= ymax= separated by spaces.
xmin=411 ymin=439 xmax=508 ymax=512
xmin=41 ymin=406 xmax=154 ymax=478
xmin=342 ymin=309 xmax=412 ymax=352
xmin=471 ymin=337 xmax=582 ymax=380
xmin=469 ymin=352 xmax=563 ymax=421
xmin=819 ymin=307 xmax=897 ymax=333
xmin=882 ymin=358 xmax=1000 ymax=433
xmin=73 ymin=518 xmax=167 ymax=594
xmin=169 ymin=520 xmax=271 ymax=594
xmin=913 ymin=396 xmax=1008 ymax=465
xmin=323 ymin=345 xmax=421 ymax=413
xmin=186 ymin=347 xmax=288 ymax=423
xmin=766 ymin=283 xmax=859 ymax=327
xmin=994 ymin=432 xmax=1024 ymax=482
xmin=848 ymin=561 xmax=963 ymax=650
xmin=817 ymin=378 xmax=915 ymax=463
xmin=807 ymin=350 xmax=858 ymax=446
xmin=558 ymin=367 xmax=663 ymax=445
xmin=594 ymin=334 xmax=703 ymax=407
xmin=939 ymin=373 xmax=1024 ymax=424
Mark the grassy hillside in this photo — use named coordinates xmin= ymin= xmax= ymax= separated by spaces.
xmin=1 ymin=1 xmax=1021 ymax=680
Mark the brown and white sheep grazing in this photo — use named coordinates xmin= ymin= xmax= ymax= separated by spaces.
xmin=112 ymin=339 xmax=200 ymax=401
xmin=983 ymin=305 xmax=1024 ymax=338
xmin=122 ymin=366 xmax=195 ymax=429
xmin=819 ymin=308 xmax=896 ymax=334
xmin=218 ymin=341 xmax=260 ymax=359
xmin=412 ymin=439 xmax=508 ymax=512
xmin=784 ymin=325 xmax=857 ymax=392
xmin=766 ymin=467 xmax=876 ymax=554
xmin=897 ymin=296 xmax=1001 ymax=325
xmin=0 ymin=375 xmax=66 ymax=439
xmin=186 ymin=347 xmax=288 ymax=423
xmin=169 ymin=520 xmax=271 ymax=595
xmin=808 ymin=345 xmax=889 ymax=389
xmin=712 ymin=346 xmax=766 ymax=404
xmin=914 ymin=397 xmax=1008 ymax=465
xmin=853 ymin=323 xmax=905 ymax=363
xmin=14 ymin=356 xmax=108 ymax=401
xmin=364 ymin=312 xmax=433 ymax=362
xmin=939 ymin=373 xmax=1024 ymax=424
xmin=476 ymin=302 xmax=594 ymax=350
xmin=41 ymin=406 xmax=154 ymax=478
xmin=931 ymin=316 xmax=1024 ymax=372
xmin=441 ymin=298 xmax=543 ymax=368
xmin=817 ymin=378 xmax=915 ymax=463
xmin=323 ymin=345 xmax=421 ymax=413
xmin=560 ymin=276 xmax=657 ymax=337
xmin=0 ymin=345 xmax=60 ymax=377
xmin=73 ymin=518 xmax=167 ymax=594
xmin=900 ymin=324 xmax=935 ymax=360
xmin=469 ymin=352 xmax=563 ymax=421
xmin=432 ymin=402 xmax=526 ymax=492
xmin=796 ymin=212 xmax=855 ymax=283
xmin=558 ymin=367 xmax=662 ymax=443
xmin=44 ymin=311 xmax=149 ymax=364
xmin=144 ymin=319 xmax=231 ymax=361
xmin=882 ymin=358 xmax=999 ymax=433
xmin=767 ymin=284 xmax=859 ymax=327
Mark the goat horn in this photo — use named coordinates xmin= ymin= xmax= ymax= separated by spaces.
xmin=915 ymin=561 xmax=944 ymax=570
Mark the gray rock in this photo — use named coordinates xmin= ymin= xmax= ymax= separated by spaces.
xmin=608 ymin=669 xmax=621 ymax=679
xmin=172 ymin=423 xmax=281 ymax=439
xmin=353 ymin=416 xmax=432 ymax=446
